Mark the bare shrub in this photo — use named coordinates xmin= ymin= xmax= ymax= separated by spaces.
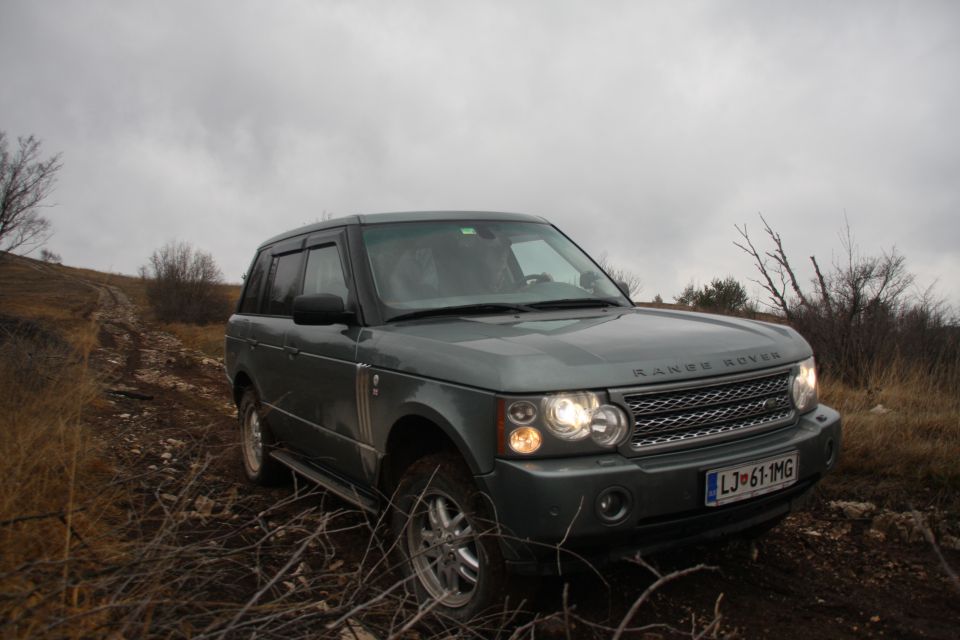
xmin=140 ymin=241 xmax=230 ymax=324
xmin=596 ymin=252 xmax=643 ymax=299
xmin=735 ymin=215 xmax=959 ymax=387
xmin=39 ymin=248 xmax=62 ymax=264
xmin=0 ymin=132 xmax=62 ymax=256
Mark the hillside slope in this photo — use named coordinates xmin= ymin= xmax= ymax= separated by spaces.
xmin=0 ymin=255 xmax=957 ymax=638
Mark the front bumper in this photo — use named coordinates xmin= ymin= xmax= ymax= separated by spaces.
xmin=475 ymin=405 xmax=841 ymax=573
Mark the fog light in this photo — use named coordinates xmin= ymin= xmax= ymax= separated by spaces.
xmin=595 ymin=487 xmax=632 ymax=524
xmin=508 ymin=427 xmax=542 ymax=454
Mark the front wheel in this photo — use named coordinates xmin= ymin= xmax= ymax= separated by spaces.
xmin=391 ymin=454 xmax=506 ymax=620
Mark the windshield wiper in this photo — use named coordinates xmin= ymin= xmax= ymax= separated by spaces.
xmin=526 ymin=298 xmax=627 ymax=310
xmin=387 ymin=303 xmax=537 ymax=323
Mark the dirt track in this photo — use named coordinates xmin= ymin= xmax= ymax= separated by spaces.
xmin=85 ymin=279 xmax=959 ymax=638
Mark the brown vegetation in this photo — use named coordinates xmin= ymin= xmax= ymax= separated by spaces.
xmin=822 ymin=364 xmax=960 ymax=495
xmin=156 ymin=284 xmax=240 ymax=359
xmin=735 ymin=215 xmax=959 ymax=387
xmin=140 ymin=241 xmax=232 ymax=324
xmin=1 ymin=254 xmax=957 ymax=638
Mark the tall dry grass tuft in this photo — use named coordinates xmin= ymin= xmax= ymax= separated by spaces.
xmin=821 ymin=359 xmax=960 ymax=494
xmin=0 ymin=315 xmax=121 ymax=636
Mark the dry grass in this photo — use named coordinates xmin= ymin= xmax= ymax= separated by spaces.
xmin=0 ymin=316 xmax=120 ymax=636
xmin=159 ymin=321 xmax=229 ymax=359
xmin=134 ymin=276 xmax=238 ymax=359
xmin=2 ymin=253 xmax=956 ymax=636
xmin=0 ymin=258 xmax=102 ymax=348
xmin=821 ymin=364 xmax=960 ymax=494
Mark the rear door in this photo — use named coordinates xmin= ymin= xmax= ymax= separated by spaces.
xmin=249 ymin=238 xmax=306 ymax=445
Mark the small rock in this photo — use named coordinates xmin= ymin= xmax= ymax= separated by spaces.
xmin=194 ymin=495 xmax=216 ymax=517
xmin=160 ymin=452 xmax=173 ymax=460
xmin=119 ymin=413 xmax=131 ymax=419
xmin=941 ymin=535 xmax=960 ymax=551
xmin=339 ymin=620 xmax=377 ymax=640
xmin=871 ymin=511 xmax=926 ymax=544
xmin=166 ymin=438 xmax=186 ymax=447
xmin=869 ymin=404 xmax=891 ymax=415
xmin=130 ymin=449 xmax=142 ymax=455
xmin=160 ymin=493 xmax=178 ymax=502
xmin=147 ymin=464 xmax=158 ymax=471
xmin=222 ymin=486 xmax=239 ymax=510
xmin=829 ymin=500 xmax=877 ymax=519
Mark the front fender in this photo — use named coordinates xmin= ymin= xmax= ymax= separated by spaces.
xmin=366 ymin=370 xmax=498 ymax=475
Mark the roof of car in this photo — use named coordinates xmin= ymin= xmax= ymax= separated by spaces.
xmin=258 ymin=210 xmax=549 ymax=248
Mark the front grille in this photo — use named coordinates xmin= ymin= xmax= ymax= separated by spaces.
xmin=624 ymin=371 xmax=795 ymax=450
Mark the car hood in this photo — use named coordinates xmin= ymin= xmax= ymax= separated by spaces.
xmin=357 ymin=307 xmax=811 ymax=393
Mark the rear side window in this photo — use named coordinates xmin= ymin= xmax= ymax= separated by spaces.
xmin=303 ymin=245 xmax=349 ymax=302
xmin=239 ymin=250 xmax=271 ymax=314
xmin=265 ymin=252 xmax=303 ymax=316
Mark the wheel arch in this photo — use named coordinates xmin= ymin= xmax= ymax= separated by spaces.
xmin=231 ymin=369 xmax=257 ymax=406
xmin=378 ymin=406 xmax=482 ymax=495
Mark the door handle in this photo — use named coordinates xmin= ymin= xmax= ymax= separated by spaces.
xmin=246 ymin=338 xmax=259 ymax=348
xmin=284 ymin=345 xmax=300 ymax=356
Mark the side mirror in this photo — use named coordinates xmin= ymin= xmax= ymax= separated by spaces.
xmin=293 ymin=294 xmax=355 ymax=326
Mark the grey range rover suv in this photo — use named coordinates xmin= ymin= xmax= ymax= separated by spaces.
xmin=225 ymin=211 xmax=841 ymax=618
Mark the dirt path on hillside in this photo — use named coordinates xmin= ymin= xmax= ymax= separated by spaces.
xmin=82 ymin=280 xmax=959 ymax=639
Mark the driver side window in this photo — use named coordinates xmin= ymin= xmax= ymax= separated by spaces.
xmin=304 ymin=244 xmax=349 ymax=302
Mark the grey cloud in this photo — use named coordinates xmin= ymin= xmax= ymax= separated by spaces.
xmin=1 ymin=0 xmax=957 ymax=307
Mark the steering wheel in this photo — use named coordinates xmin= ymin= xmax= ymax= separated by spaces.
xmin=524 ymin=273 xmax=553 ymax=285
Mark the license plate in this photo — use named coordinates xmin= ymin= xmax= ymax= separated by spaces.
xmin=705 ymin=452 xmax=799 ymax=507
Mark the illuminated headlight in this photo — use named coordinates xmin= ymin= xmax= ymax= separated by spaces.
xmin=791 ymin=357 xmax=818 ymax=414
xmin=542 ymin=393 xmax=630 ymax=446
xmin=542 ymin=393 xmax=599 ymax=440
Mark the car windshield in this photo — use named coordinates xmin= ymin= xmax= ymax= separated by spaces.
xmin=361 ymin=220 xmax=631 ymax=321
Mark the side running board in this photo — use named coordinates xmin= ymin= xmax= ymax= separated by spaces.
xmin=270 ymin=450 xmax=379 ymax=513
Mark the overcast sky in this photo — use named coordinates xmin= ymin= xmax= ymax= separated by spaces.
xmin=2 ymin=1 xmax=958 ymax=309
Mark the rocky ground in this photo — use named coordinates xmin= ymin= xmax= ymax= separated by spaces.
xmin=80 ymin=280 xmax=959 ymax=638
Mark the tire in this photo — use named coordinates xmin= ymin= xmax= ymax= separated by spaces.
xmin=391 ymin=453 xmax=507 ymax=621
xmin=238 ymin=388 xmax=287 ymax=485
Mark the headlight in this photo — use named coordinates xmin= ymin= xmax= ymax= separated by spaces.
xmin=542 ymin=393 xmax=599 ymax=440
xmin=791 ymin=357 xmax=818 ymax=413
xmin=589 ymin=404 xmax=629 ymax=446
xmin=541 ymin=393 xmax=630 ymax=446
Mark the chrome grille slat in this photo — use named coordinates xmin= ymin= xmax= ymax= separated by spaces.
xmin=626 ymin=376 xmax=787 ymax=414
xmin=632 ymin=410 xmax=794 ymax=448
xmin=625 ymin=371 xmax=794 ymax=450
